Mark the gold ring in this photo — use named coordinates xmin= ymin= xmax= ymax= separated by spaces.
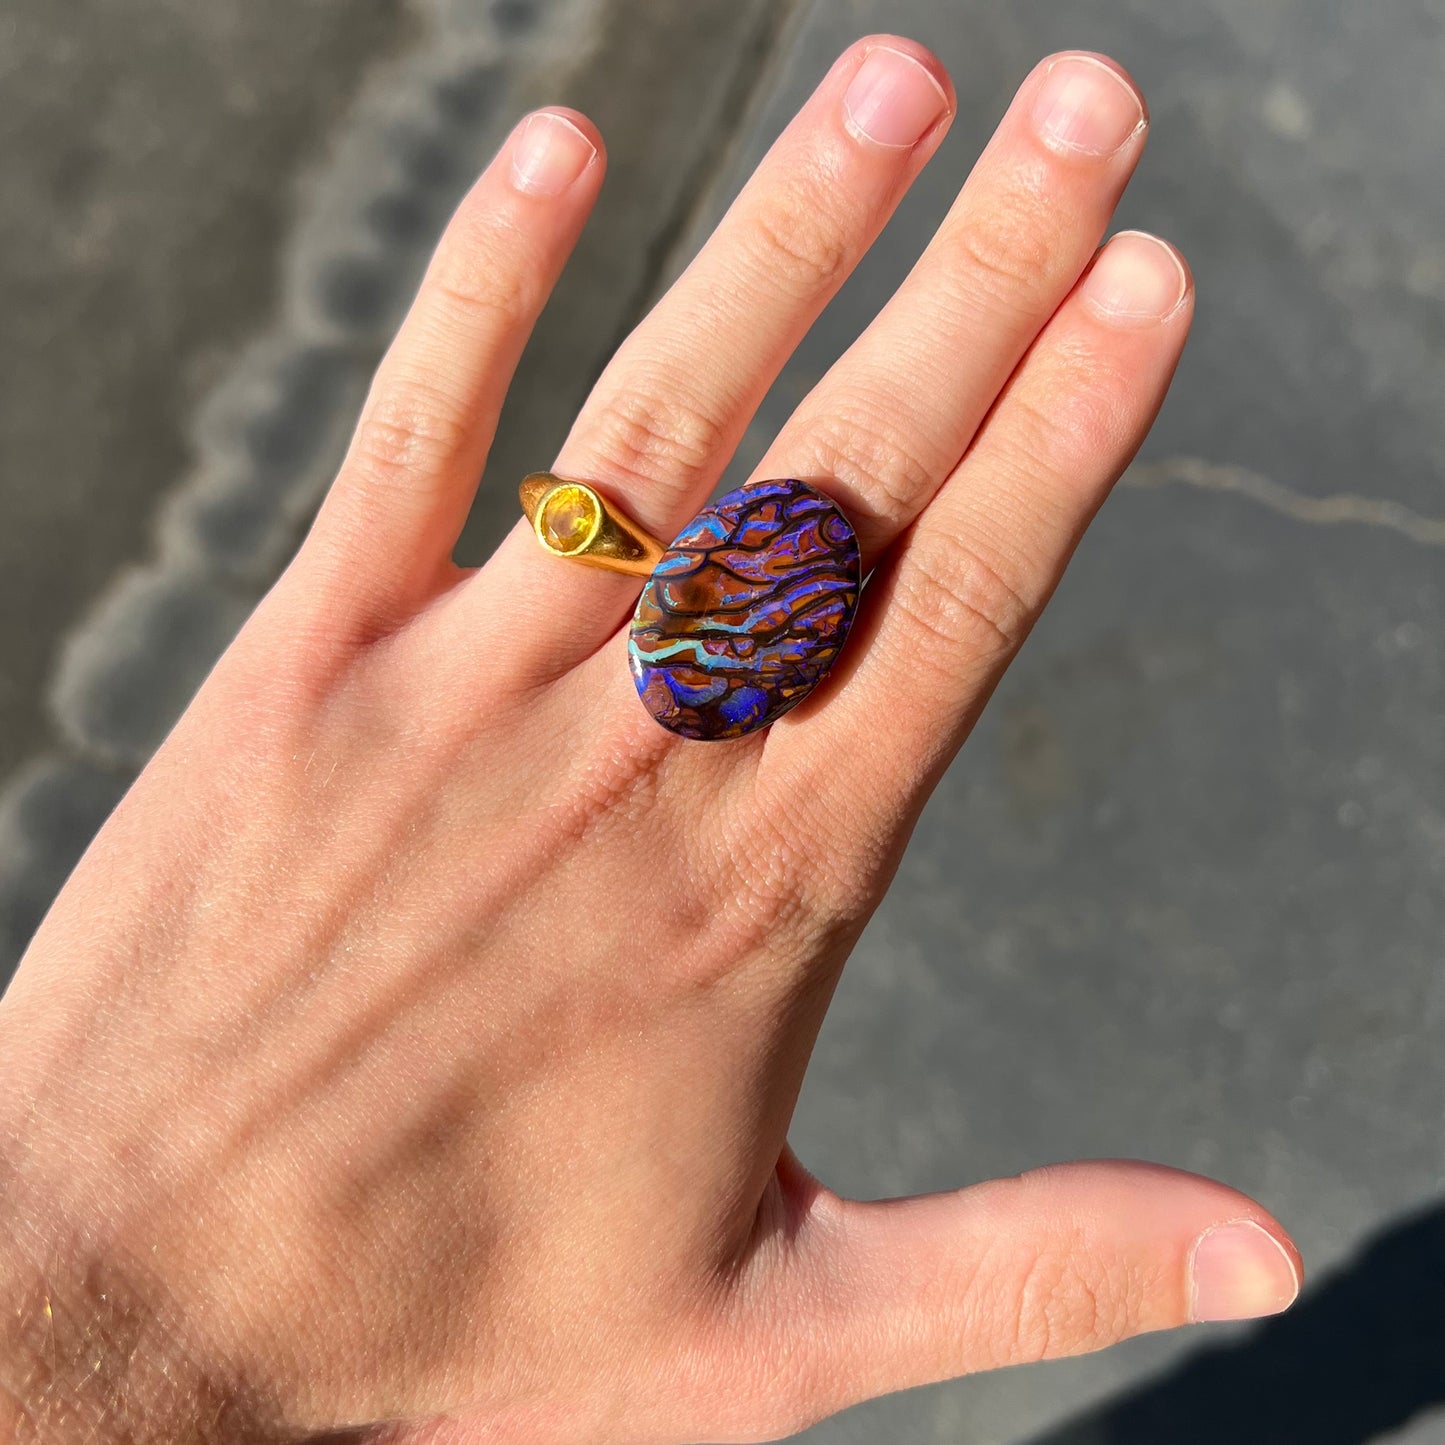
xmin=519 ymin=472 xmax=666 ymax=578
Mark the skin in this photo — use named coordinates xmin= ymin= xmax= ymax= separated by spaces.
xmin=0 ymin=39 xmax=1300 ymax=1445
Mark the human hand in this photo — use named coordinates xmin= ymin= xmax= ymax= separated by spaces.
xmin=0 ymin=37 xmax=1300 ymax=1445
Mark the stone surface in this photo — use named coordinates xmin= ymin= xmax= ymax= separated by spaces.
xmin=629 ymin=478 xmax=860 ymax=740
xmin=537 ymin=482 xmax=602 ymax=554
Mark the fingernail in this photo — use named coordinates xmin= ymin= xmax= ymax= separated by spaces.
xmin=1032 ymin=53 xmax=1145 ymax=157
xmin=1083 ymin=231 xmax=1189 ymax=322
xmin=844 ymin=45 xmax=950 ymax=148
xmin=510 ymin=111 xmax=597 ymax=196
xmin=1189 ymin=1220 xmax=1300 ymax=1323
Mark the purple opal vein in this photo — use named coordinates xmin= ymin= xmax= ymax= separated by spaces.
xmin=628 ymin=478 xmax=861 ymax=741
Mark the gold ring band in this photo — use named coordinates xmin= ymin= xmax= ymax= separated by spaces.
xmin=519 ymin=472 xmax=666 ymax=578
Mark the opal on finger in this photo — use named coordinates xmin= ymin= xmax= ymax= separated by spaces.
xmin=628 ymin=478 xmax=861 ymax=741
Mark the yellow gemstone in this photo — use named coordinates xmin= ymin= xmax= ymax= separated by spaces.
xmin=537 ymin=484 xmax=601 ymax=554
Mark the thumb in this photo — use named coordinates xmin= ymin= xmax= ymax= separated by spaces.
xmin=756 ymin=1156 xmax=1301 ymax=1430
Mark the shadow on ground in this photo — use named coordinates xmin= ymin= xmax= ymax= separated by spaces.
xmin=1025 ymin=1204 xmax=1445 ymax=1445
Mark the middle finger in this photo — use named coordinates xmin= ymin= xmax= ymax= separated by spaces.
xmin=755 ymin=50 xmax=1149 ymax=563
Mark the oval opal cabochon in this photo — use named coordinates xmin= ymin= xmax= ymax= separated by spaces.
xmin=628 ymin=478 xmax=861 ymax=741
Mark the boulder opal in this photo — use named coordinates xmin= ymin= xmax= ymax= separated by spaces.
xmin=628 ymin=477 xmax=861 ymax=741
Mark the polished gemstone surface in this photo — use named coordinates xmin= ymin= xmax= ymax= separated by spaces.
xmin=628 ymin=477 xmax=861 ymax=740
xmin=536 ymin=482 xmax=601 ymax=555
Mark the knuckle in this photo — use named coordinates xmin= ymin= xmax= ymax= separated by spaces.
xmin=737 ymin=809 xmax=841 ymax=932
xmin=1009 ymin=344 xmax=1131 ymax=465
xmin=802 ymin=404 xmax=940 ymax=531
xmin=940 ymin=188 xmax=1061 ymax=312
xmin=766 ymin=788 xmax=886 ymax=934
xmin=742 ymin=196 xmax=853 ymax=299
xmin=800 ymin=845 xmax=879 ymax=937
xmin=429 ymin=212 xmax=539 ymax=329
xmin=663 ymin=788 xmax=855 ymax=997
xmin=345 ymin=378 xmax=472 ymax=493
xmin=1005 ymin=1247 xmax=1136 ymax=1365
xmin=704 ymin=840 xmax=822 ymax=986
xmin=894 ymin=528 xmax=1033 ymax=668
xmin=587 ymin=376 xmax=730 ymax=489
xmin=430 ymin=266 xmax=533 ymax=333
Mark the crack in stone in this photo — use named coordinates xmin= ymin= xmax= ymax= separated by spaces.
xmin=1126 ymin=455 xmax=1445 ymax=548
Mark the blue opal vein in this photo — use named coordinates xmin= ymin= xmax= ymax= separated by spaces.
xmin=627 ymin=478 xmax=861 ymax=741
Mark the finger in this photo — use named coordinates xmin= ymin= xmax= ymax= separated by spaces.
xmin=776 ymin=231 xmax=1193 ymax=824
xmin=756 ymin=50 xmax=1150 ymax=563
xmin=749 ymin=1158 xmax=1300 ymax=1431
xmin=472 ymin=37 xmax=955 ymax=678
xmin=301 ymin=108 xmax=605 ymax=623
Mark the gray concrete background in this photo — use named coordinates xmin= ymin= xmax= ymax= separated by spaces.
xmin=2 ymin=0 xmax=1443 ymax=1441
